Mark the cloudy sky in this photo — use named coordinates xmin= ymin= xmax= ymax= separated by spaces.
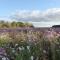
xmin=0 ymin=0 xmax=60 ymax=27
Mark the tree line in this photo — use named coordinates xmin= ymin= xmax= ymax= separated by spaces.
xmin=0 ymin=21 xmax=33 ymax=28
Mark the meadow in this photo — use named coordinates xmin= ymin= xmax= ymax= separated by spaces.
xmin=0 ymin=21 xmax=59 ymax=60
xmin=0 ymin=27 xmax=60 ymax=60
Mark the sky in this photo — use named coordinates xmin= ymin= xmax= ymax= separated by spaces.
xmin=0 ymin=0 xmax=60 ymax=27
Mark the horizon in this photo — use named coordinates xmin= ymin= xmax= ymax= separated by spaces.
xmin=0 ymin=0 xmax=60 ymax=27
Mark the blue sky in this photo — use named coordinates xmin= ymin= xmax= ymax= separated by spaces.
xmin=0 ymin=0 xmax=60 ymax=16
xmin=0 ymin=0 xmax=60 ymax=27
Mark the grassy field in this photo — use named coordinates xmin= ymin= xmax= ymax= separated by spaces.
xmin=0 ymin=28 xmax=60 ymax=60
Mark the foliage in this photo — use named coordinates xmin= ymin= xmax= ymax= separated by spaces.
xmin=0 ymin=29 xmax=59 ymax=60
xmin=0 ymin=21 xmax=33 ymax=28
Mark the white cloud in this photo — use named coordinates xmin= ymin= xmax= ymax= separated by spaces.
xmin=11 ymin=8 xmax=60 ymax=22
xmin=9 ymin=8 xmax=60 ymax=27
xmin=32 ymin=22 xmax=60 ymax=27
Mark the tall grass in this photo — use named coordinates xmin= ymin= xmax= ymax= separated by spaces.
xmin=0 ymin=31 xmax=60 ymax=60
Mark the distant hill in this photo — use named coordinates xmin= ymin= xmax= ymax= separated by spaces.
xmin=52 ymin=25 xmax=60 ymax=28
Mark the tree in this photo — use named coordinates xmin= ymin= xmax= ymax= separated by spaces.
xmin=11 ymin=21 xmax=17 ymax=28
xmin=16 ymin=22 xmax=25 ymax=27
xmin=24 ymin=22 xmax=33 ymax=27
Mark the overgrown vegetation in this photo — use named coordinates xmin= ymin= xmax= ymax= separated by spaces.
xmin=0 ymin=21 xmax=33 ymax=28
xmin=0 ymin=21 xmax=59 ymax=60
xmin=0 ymin=30 xmax=60 ymax=60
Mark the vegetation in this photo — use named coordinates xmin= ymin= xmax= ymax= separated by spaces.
xmin=0 ymin=21 xmax=60 ymax=60
xmin=0 ymin=21 xmax=33 ymax=28
xmin=0 ymin=29 xmax=59 ymax=60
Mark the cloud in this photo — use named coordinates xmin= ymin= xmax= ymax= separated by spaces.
xmin=0 ymin=8 xmax=60 ymax=27
xmin=32 ymin=22 xmax=60 ymax=27
xmin=9 ymin=8 xmax=60 ymax=27
xmin=0 ymin=16 xmax=17 ymax=22
xmin=11 ymin=8 xmax=60 ymax=22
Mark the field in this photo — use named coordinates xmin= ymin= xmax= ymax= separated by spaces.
xmin=0 ymin=27 xmax=60 ymax=60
